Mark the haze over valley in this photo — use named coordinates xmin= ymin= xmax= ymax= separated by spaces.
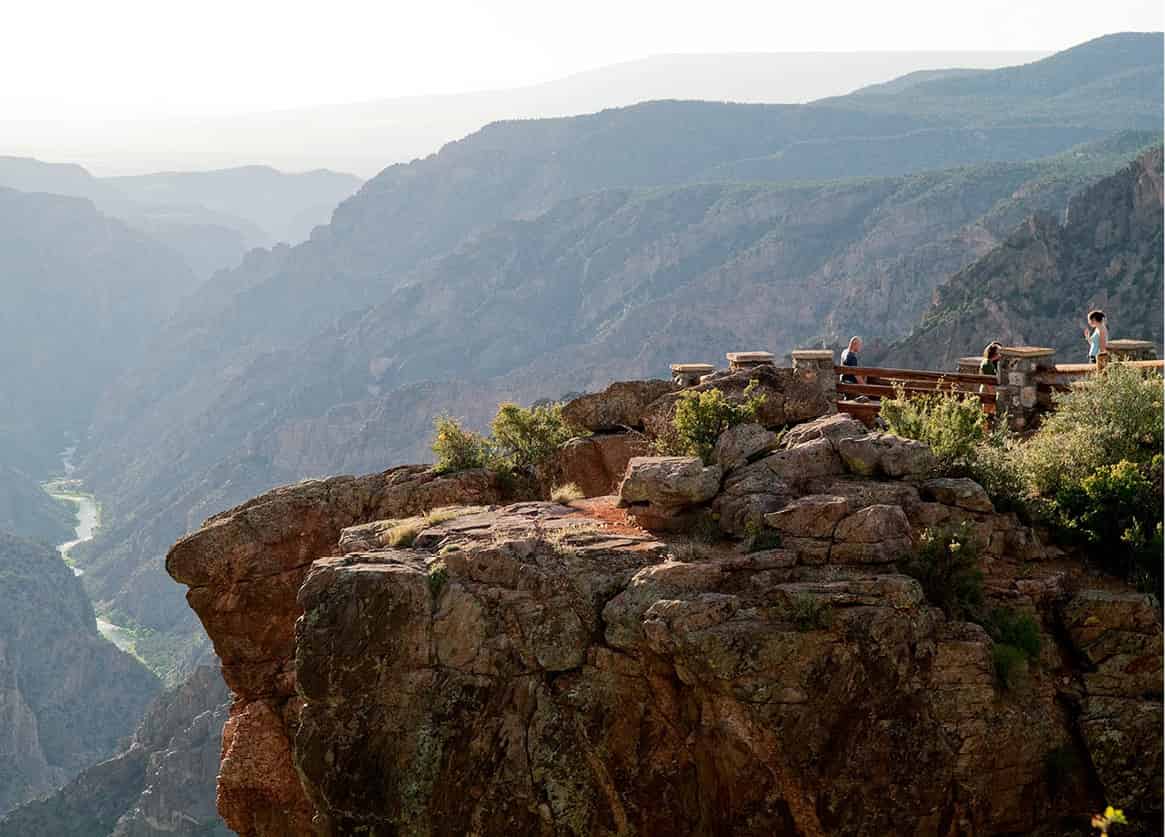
xmin=0 ymin=11 xmax=1161 ymax=835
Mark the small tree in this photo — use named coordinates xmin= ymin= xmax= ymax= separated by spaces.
xmin=491 ymin=402 xmax=583 ymax=471
xmin=898 ymin=521 xmax=984 ymax=620
xmin=661 ymin=383 xmax=766 ymax=464
xmin=880 ymin=386 xmax=987 ymax=474
xmin=431 ymin=415 xmax=493 ymax=474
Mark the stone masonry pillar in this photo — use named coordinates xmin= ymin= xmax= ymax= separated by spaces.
xmin=997 ymin=346 xmax=1056 ymax=430
xmin=792 ymin=349 xmax=837 ymax=412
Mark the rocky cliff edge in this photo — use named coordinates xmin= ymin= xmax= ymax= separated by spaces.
xmin=166 ymin=376 xmax=1162 ymax=837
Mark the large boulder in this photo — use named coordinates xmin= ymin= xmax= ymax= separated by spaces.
xmin=561 ymin=380 xmax=675 ymax=432
xmin=782 ymin=413 xmax=867 ymax=449
xmin=836 ymin=433 xmax=936 ymax=478
xmin=617 ymin=457 xmax=723 ymax=510
xmin=759 ymin=437 xmax=844 ymax=485
xmin=713 ymin=423 xmax=778 ymax=470
xmin=641 ymin=365 xmax=833 ymax=436
xmin=545 ymin=433 xmax=649 ymax=498
xmin=920 ymin=478 xmax=994 ymax=513
xmin=831 ymin=504 xmax=913 ymax=564
xmin=765 ymin=495 xmax=850 ymax=539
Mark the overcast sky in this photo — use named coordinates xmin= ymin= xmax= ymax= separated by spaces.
xmin=4 ymin=0 xmax=1162 ymax=120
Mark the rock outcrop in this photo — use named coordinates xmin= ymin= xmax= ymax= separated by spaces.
xmin=166 ymin=466 xmax=512 ymax=836
xmin=166 ymin=396 xmax=1162 ymax=835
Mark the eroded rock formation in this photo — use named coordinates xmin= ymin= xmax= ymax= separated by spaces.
xmin=166 ymin=384 xmax=1162 ymax=836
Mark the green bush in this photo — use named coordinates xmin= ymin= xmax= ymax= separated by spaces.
xmin=782 ymin=594 xmax=832 ymax=632
xmin=899 ymin=521 xmax=984 ymax=620
xmin=660 ymin=384 xmax=766 ymax=464
xmin=992 ymin=643 xmax=1028 ymax=690
xmin=491 ymin=402 xmax=583 ymax=471
xmin=432 ymin=403 xmax=584 ymax=476
xmin=1017 ymin=364 xmax=1163 ymax=498
xmin=432 ymin=415 xmax=493 ymax=474
xmin=984 ymin=608 xmax=1041 ymax=660
xmin=1048 ymin=456 xmax=1163 ymax=594
xmin=881 ymin=386 xmax=987 ymax=474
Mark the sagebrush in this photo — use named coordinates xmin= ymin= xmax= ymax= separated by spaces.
xmin=657 ymin=383 xmax=766 ymax=464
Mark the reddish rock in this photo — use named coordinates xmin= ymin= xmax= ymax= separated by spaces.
xmin=164 ymin=464 xmax=510 ymax=836
xmin=546 ymin=433 xmax=648 ymax=497
xmin=561 ymin=379 xmax=675 ymax=431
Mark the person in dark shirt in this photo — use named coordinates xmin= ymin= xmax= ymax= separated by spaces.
xmin=979 ymin=342 xmax=1002 ymax=377
xmin=840 ymin=336 xmax=864 ymax=384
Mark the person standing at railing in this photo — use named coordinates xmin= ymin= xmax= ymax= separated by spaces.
xmin=980 ymin=342 xmax=1002 ymax=377
xmin=840 ymin=336 xmax=865 ymax=385
xmin=1083 ymin=310 xmax=1109 ymax=366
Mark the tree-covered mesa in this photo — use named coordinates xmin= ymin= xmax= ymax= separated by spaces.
xmin=882 ymin=364 xmax=1164 ymax=595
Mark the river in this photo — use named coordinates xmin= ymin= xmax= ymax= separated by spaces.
xmin=44 ymin=449 xmax=137 ymax=656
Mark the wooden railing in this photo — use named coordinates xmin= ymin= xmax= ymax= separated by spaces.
xmin=1033 ymin=358 xmax=1164 ymax=405
xmin=834 ymin=365 xmax=998 ymax=425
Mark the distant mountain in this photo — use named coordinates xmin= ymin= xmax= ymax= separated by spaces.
xmin=0 ymin=50 xmax=1048 ymax=176
xmin=0 ymin=158 xmax=362 ymax=278
xmin=105 ymin=165 xmax=362 ymax=245
xmin=881 ymin=145 xmax=1163 ymax=369
xmin=0 ymin=532 xmax=160 ymax=814
xmin=0 ymin=187 xmax=195 ymax=473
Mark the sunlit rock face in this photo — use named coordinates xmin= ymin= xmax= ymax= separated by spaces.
xmin=166 ymin=413 xmax=1162 ymax=835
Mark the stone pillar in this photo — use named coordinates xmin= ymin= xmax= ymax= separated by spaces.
xmin=792 ymin=349 xmax=837 ymax=410
xmin=1106 ymin=339 xmax=1158 ymax=362
xmin=670 ymin=363 xmax=716 ymax=387
xmin=726 ymin=351 xmax=776 ymax=372
xmin=997 ymin=346 xmax=1056 ymax=430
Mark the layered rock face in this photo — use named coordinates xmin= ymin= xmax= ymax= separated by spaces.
xmin=0 ymin=533 xmax=160 ymax=814
xmin=0 ymin=665 xmax=231 ymax=836
xmin=167 ymin=390 xmax=1161 ymax=835
xmin=885 ymin=145 xmax=1164 ymax=368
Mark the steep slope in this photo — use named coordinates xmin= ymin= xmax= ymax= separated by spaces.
xmin=0 ymin=466 xmax=73 ymax=546
xmin=0 ymin=666 xmax=230 ymax=837
xmin=0 ymin=533 xmax=160 ymax=814
xmin=0 ymin=187 xmax=195 ymax=472
xmin=883 ymin=145 xmax=1163 ymax=369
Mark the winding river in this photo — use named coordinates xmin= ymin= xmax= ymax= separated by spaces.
xmin=44 ymin=448 xmax=137 ymax=655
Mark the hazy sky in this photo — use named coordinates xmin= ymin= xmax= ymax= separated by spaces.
xmin=5 ymin=0 xmax=1161 ymax=120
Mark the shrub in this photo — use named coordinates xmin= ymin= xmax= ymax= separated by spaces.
xmin=992 ymin=643 xmax=1028 ymax=690
xmin=899 ymin=522 xmax=984 ymax=620
xmin=1017 ymin=364 xmax=1163 ymax=498
xmin=432 ymin=415 xmax=493 ymax=474
xmin=781 ymin=594 xmax=832 ymax=632
xmin=1047 ymin=456 xmax=1163 ymax=594
xmin=427 ymin=560 xmax=449 ymax=599
xmin=491 ymin=402 xmax=582 ymax=471
xmin=985 ymin=608 xmax=1041 ymax=660
xmin=743 ymin=519 xmax=782 ymax=553
xmin=662 ymin=383 xmax=766 ymax=464
xmin=550 ymin=483 xmax=585 ymax=504
xmin=881 ymin=386 xmax=987 ymax=474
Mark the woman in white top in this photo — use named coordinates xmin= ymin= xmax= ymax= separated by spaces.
xmin=1083 ymin=309 xmax=1108 ymax=364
